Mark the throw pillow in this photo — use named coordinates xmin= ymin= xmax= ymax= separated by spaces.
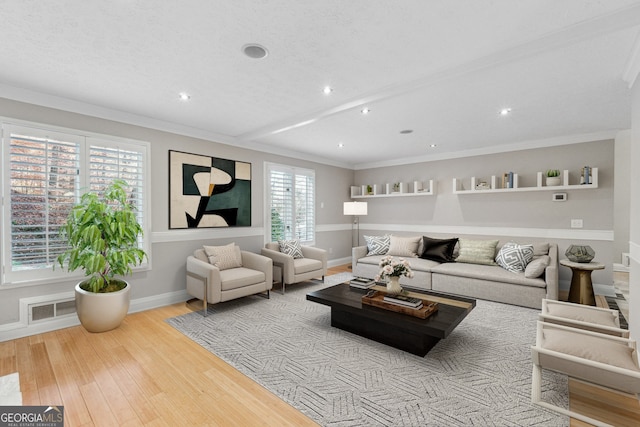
xmin=279 ymin=239 xmax=304 ymax=259
xmin=495 ymin=242 xmax=534 ymax=273
xmin=203 ymin=243 xmax=242 ymax=270
xmin=525 ymin=255 xmax=550 ymax=278
xmin=455 ymin=239 xmax=499 ymax=266
xmin=364 ymin=235 xmax=390 ymax=256
xmin=420 ymin=236 xmax=458 ymax=262
xmin=387 ymin=235 xmax=421 ymax=257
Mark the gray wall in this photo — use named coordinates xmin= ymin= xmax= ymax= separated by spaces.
xmin=0 ymin=97 xmax=621 ymax=330
xmin=353 ymin=140 xmax=615 ymax=286
xmin=614 ymin=130 xmax=631 ymax=266
xmin=0 ymin=98 xmax=355 ymax=326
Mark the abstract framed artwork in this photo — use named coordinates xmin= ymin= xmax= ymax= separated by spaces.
xmin=169 ymin=150 xmax=251 ymax=228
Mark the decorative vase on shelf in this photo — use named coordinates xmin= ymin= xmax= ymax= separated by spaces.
xmin=386 ymin=276 xmax=403 ymax=295
xmin=546 ymin=176 xmax=561 ymax=186
xmin=565 ymin=245 xmax=595 ymax=263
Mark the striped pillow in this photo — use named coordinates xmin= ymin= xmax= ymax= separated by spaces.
xmin=455 ymin=239 xmax=499 ymax=266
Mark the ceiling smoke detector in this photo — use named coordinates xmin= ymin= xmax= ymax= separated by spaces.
xmin=242 ymin=44 xmax=268 ymax=59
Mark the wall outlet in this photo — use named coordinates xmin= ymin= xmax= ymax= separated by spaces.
xmin=329 ymin=247 xmax=333 ymax=254
xmin=570 ymin=219 xmax=583 ymax=229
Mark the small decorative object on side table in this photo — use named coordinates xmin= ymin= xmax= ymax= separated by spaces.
xmin=375 ymin=256 xmax=414 ymax=295
xmin=565 ymin=244 xmax=595 ymax=263
xmin=559 ymin=259 xmax=605 ymax=306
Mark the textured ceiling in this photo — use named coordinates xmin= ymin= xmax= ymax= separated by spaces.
xmin=0 ymin=1 xmax=639 ymax=168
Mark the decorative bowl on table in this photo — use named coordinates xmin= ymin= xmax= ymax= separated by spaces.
xmin=565 ymin=245 xmax=595 ymax=263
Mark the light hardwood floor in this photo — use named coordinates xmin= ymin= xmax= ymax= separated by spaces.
xmin=1 ymin=264 xmax=638 ymax=426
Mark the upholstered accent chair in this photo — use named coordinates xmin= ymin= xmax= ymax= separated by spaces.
xmin=261 ymin=241 xmax=327 ymax=294
xmin=186 ymin=243 xmax=272 ymax=316
xmin=531 ymin=321 xmax=640 ymax=426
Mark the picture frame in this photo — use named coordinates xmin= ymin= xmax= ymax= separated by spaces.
xmin=169 ymin=150 xmax=251 ymax=229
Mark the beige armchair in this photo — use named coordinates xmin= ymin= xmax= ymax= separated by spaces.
xmin=531 ymin=321 xmax=640 ymax=426
xmin=261 ymin=242 xmax=327 ymax=294
xmin=539 ymin=298 xmax=629 ymax=337
xmin=186 ymin=245 xmax=272 ymax=316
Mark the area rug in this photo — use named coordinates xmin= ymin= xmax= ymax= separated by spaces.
xmin=168 ymin=274 xmax=568 ymax=426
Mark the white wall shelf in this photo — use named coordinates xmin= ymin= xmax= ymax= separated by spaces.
xmin=452 ymin=168 xmax=598 ymax=194
xmin=350 ymin=180 xmax=435 ymax=199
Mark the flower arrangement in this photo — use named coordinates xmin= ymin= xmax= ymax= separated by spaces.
xmin=375 ymin=256 xmax=414 ymax=281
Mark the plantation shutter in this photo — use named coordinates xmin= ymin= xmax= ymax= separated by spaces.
xmin=267 ymin=163 xmax=315 ymax=244
xmin=2 ymin=122 xmax=150 ymax=285
xmin=8 ymin=130 xmax=81 ymax=271
xmin=88 ymin=142 xmax=146 ymax=231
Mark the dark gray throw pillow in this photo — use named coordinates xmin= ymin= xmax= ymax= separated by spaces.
xmin=420 ymin=236 xmax=458 ymax=262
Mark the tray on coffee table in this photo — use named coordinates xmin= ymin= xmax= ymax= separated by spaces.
xmin=361 ymin=290 xmax=438 ymax=319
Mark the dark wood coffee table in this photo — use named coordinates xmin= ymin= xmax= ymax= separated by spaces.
xmin=307 ymin=283 xmax=476 ymax=356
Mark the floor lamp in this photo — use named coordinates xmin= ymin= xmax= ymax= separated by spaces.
xmin=343 ymin=201 xmax=368 ymax=247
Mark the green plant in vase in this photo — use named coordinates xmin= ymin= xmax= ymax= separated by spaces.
xmin=56 ymin=179 xmax=147 ymax=332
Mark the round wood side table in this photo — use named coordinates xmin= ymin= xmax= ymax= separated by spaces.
xmin=559 ymin=259 xmax=605 ymax=306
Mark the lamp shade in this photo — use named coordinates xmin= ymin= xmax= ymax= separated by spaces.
xmin=343 ymin=201 xmax=368 ymax=216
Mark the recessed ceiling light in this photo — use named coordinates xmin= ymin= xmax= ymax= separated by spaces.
xmin=338 ymin=143 xmax=344 ymax=148
xmin=179 ymin=92 xmax=191 ymax=101
xmin=323 ymin=86 xmax=333 ymax=95
xmin=499 ymin=108 xmax=512 ymax=116
xmin=430 ymin=144 xmax=437 ymax=148
xmin=400 ymin=129 xmax=413 ymax=134
xmin=361 ymin=108 xmax=371 ymax=114
xmin=242 ymin=43 xmax=268 ymax=59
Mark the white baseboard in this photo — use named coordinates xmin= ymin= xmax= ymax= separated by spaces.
xmin=614 ymin=263 xmax=630 ymax=273
xmin=328 ymin=256 xmax=351 ymax=268
xmin=0 ymin=289 xmax=190 ymax=342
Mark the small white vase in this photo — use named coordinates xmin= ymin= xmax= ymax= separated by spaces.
xmin=386 ymin=276 xmax=403 ymax=295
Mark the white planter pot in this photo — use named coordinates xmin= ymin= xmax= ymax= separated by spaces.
xmin=75 ymin=280 xmax=130 ymax=333
xmin=545 ymin=176 xmax=561 ymax=186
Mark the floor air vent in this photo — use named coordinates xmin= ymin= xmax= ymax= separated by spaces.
xmin=28 ymin=298 xmax=76 ymax=324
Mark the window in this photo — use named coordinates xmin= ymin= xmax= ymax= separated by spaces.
xmin=266 ymin=163 xmax=315 ymax=244
xmin=2 ymin=122 xmax=150 ymax=285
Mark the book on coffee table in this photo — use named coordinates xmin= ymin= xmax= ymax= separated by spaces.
xmin=383 ymin=294 xmax=423 ymax=308
xmin=349 ymin=277 xmax=375 ymax=289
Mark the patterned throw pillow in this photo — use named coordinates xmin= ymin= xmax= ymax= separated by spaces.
xmin=496 ymin=242 xmax=534 ymax=273
xmin=364 ymin=235 xmax=390 ymax=256
xmin=387 ymin=235 xmax=421 ymax=257
xmin=455 ymin=239 xmax=499 ymax=266
xmin=203 ymin=243 xmax=242 ymax=270
xmin=279 ymin=239 xmax=304 ymax=259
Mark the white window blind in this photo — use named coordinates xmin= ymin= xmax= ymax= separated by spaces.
xmin=266 ymin=163 xmax=315 ymax=244
xmin=2 ymin=123 xmax=150 ymax=285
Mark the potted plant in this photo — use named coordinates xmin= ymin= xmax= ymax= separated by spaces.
xmin=546 ymin=169 xmax=561 ymax=186
xmin=56 ymin=179 xmax=147 ymax=333
xmin=366 ymin=184 xmax=373 ymax=195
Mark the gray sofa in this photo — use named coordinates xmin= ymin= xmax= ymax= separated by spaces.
xmin=352 ymin=239 xmax=558 ymax=309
